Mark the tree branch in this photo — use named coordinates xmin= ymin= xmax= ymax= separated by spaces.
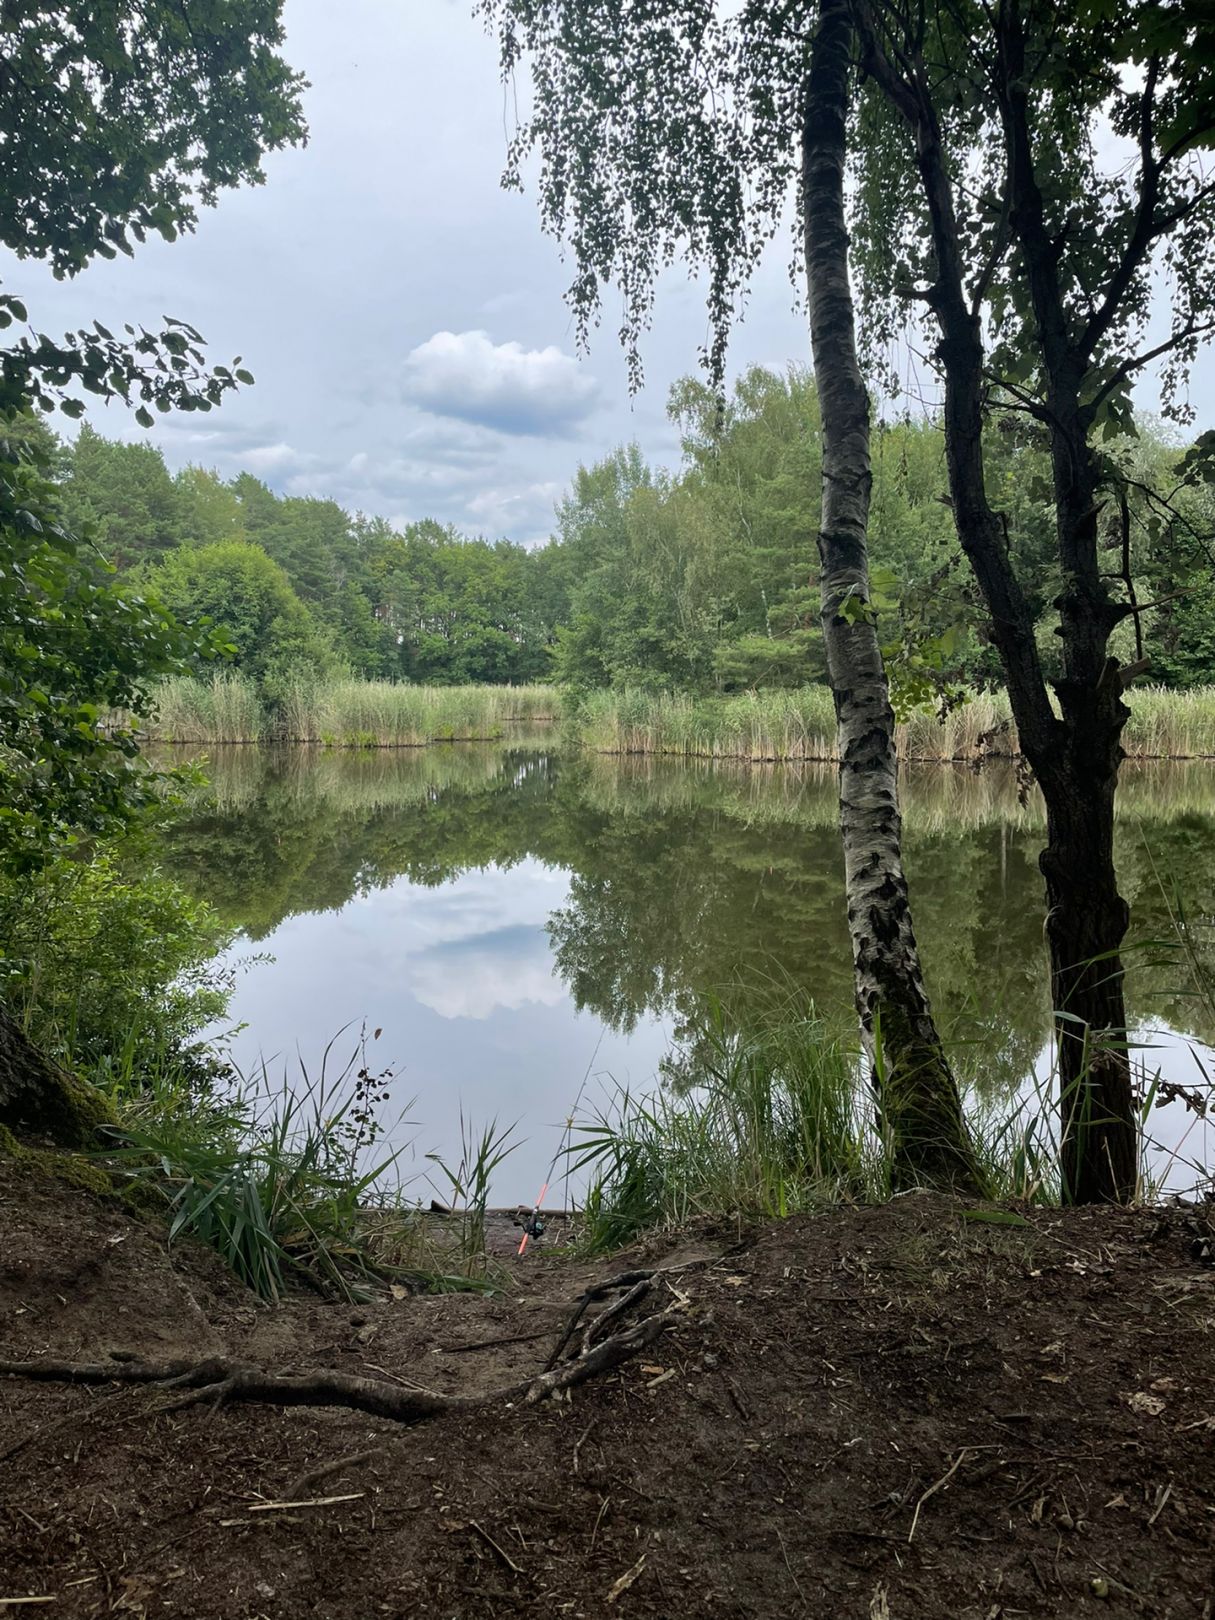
xmin=1086 ymin=319 xmax=1215 ymax=421
xmin=851 ymin=0 xmax=1061 ymax=766
xmin=1079 ymin=56 xmax=1161 ymax=362
xmin=969 ymin=183 xmax=1013 ymax=318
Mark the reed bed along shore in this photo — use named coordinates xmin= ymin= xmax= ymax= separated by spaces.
xmin=134 ymin=674 xmax=1215 ymax=760
xmin=570 ymin=684 xmax=1215 ymax=762
xmin=138 ymin=673 xmax=561 ymax=745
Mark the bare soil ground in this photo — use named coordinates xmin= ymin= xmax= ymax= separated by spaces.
xmin=2 ymin=1154 xmax=1214 ymax=1619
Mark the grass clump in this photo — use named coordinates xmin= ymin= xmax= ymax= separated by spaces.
xmin=423 ymin=1112 xmax=520 ymax=1281
xmin=572 ymin=992 xmax=876 ymax=1251
xmin=103 ymin=1031 xmax=419 ymax=1302
xmin=100 ymin=1029 xmax=519 ymax=1300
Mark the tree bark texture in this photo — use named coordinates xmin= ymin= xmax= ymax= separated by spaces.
xmin=853 ymin=0 xmax=1138 ymax=1201
xmin=0 ymin=1004 xmax=111 ymax=1148
xmin=802 ymin=0 xmax=978 ymax=1193
xmin=995 ymin=0 xmax=1136 ymax=1201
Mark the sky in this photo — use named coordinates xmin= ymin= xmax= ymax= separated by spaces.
xmin=5 ymin=1 xmax=1211 ymax=549
xmin=3 ymin=0 xmax=810 ymax=548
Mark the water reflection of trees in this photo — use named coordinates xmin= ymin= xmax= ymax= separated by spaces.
xmin=157 ymin=746 xmax=1215 ymax=1089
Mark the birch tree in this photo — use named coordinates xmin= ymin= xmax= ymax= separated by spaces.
xmin=478 ymin=0 xmax=980 ymax=1188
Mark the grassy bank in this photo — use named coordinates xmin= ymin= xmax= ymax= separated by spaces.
xmin=569 ymin=684 xmax=1215 ymax=762
xmin=137 ymin=675 xmax=1215 ymax=758
xmin=570 ymin=987 xmax=1086 ymax=1252
xmin=141 ymin=673 xmax=560 ymax=745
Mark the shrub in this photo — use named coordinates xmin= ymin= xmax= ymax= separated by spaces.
xmin=0 ymin=846 xmax=236 ymax=1094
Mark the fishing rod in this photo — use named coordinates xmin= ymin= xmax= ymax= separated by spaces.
xmin=517 ymin=1030 xmax=603 ymax=1256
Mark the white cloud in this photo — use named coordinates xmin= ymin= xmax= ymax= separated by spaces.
xmin=240 ymin=441 xmax=311 ymax=475
xmin=410 ymin=937 xmax=566 ymax=1021
xmin=402 ymin=329 xmax=599 ymax=436
xmin=466 ymin=481 xmax=563 ymax=546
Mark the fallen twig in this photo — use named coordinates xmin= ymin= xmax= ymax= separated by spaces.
xmin=606 ymin=1554 xmax=647 ymax=1603
xmin=908 ymin=1448 xmax=973 ymax=1543
xmin=572 ymin=1418 xmax=597 ymax=1474
xmin=247 ymin=1493 xmax=365 ymax=1513
xmin=470 ymin=1520 xmax=523 ymax=1573
xmin=581 ymin=1278 xmax=653 ymax=1356
xmin=544 ymin=1270 xmax=655 ymax=1372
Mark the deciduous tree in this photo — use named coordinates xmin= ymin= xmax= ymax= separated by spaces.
xmin=479 ymin=0 xmax=980 ymax=1187
xmin=848 ymin=0 xmax=1215 ymax=1199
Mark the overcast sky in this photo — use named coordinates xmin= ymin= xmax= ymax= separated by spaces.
xmin=7 ymin=1 xmax=1211 ymax=548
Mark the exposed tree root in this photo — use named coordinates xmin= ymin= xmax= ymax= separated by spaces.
xmin=544 ymin=1268 xmax=657 ymax=1370
xmin=0 ymin=1271 xmax=686 ymax=1429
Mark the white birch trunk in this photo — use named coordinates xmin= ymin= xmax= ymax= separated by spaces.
xmin=802 ymin=0 xmax=977 ymax=1189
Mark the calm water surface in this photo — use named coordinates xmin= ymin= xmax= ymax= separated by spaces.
xmin=158 ymin=743 xmax=1215 ymax=1199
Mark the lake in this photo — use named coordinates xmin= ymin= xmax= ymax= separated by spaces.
xmin=157 ymin=742 xmax=1215 ymax=1201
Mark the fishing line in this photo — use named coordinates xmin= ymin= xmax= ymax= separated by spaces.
xmin=518 ymin=1027 xmax=604 ymax=1255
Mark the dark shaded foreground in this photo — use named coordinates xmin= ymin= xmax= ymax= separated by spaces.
xmin=1 ymin=1157 xmax=1212 ymax=1618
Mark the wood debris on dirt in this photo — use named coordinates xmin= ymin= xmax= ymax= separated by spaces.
xmin=2 ymin=1156 xmax=1214 ymax=1617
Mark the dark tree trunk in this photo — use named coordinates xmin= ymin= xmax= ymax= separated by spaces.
xmin=1039 ymin=758 xmax=1137 ymax=1201
xmin=854 ymin=0 xmax=1139 ymax=1201
xmin=0 ymin=1004 xmax=111 ymax=1148
xmin=996 ymin=0 xmax=1138 ymax=1201
xmin=803 ymin=0 xmax=979 ymax=1193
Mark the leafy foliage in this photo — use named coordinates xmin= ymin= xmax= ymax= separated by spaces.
xmin=145 ymin=539 xmax=338 ymax=692
xmin=0 ymin=0 xmax=307 ymax=871
xmin=39 ymin=370 xmax=1215 ymax=702
xmin=0 ymin=0 xmax=305 ymax=278
xmin=0 ymin=422 xmax=221 ymax=869
xmin=0 ymin=845 xmax=235 ymax=1092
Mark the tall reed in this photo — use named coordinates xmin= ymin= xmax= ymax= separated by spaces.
xmin=571 ymin=686 xmax=840 ymax=762
xmin=287 ymin=677 xmax=558 ymax=745
xmin=150 ymin=672 xmax=267 ymax=744
xmin=132 ymin=674 xmax=561 ymax=745
xmin=1121 ymin=685 xmax=1215 ymax=759
xmin=572 ymin=991 xmax=877 ymax=1250
xmin=568 ymin=684 xmax=1215 ymax=762
xmin=132 ymin=675 xmax=1215 ymax=757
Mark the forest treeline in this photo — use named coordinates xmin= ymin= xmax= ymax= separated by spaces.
xmin=43 ymin=366 xmax=1215 ymax=700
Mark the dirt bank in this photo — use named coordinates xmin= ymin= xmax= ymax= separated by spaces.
xmin=2 ymin=1156 xmax=1213 ymax=1618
